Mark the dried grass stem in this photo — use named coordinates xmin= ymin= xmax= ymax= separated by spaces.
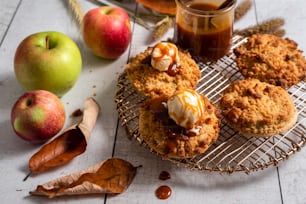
xmin=68 ymin=0 xmax=84 ymax=26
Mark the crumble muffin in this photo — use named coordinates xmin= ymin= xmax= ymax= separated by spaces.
xmin=126 ymin=42 xmax=201 ymax=99
xmin=139 ymin=89 xmax=220 ymax=159
xmin=234 ymin=34 xmax=306 ymax=88
xmin=220 ymin=78 xmax=298 ymax=137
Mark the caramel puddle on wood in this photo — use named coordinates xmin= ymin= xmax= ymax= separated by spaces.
xmin=155 ymin=171 xmax=172 ymax=200
xmin=156 ymin=185 xmax=172 ymax=200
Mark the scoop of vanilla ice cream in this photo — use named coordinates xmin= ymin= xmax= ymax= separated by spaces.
xmin=151 ymin=42 xmax=180 ymax=72
xmin=167 ymin=89 xmax=205 ymax=130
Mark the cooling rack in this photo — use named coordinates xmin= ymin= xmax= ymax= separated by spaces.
xmin=115 ymin=35 xmax=306 ymax=174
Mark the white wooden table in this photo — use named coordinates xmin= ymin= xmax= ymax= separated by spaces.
xmin=0 ymin=0 xmax=305 ymax=203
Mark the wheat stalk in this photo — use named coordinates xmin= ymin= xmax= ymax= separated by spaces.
xmin=68 ymin=0 xmax=84 ymax=26
xmin=234 ymin=18 xmax=285 ymax=37
xmin=234 ymin=0 xmax=252 ymax=22
xmin=153 ymin=16 xmax=174 ymax=40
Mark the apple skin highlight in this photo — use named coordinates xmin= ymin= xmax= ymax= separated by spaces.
xmin=14 ymin=31 xmax=82 ymax=97
xmin=82 ymin=6 xmax=131 ymax=59
xmin=11 ymin=90 xmax=66 ymax=143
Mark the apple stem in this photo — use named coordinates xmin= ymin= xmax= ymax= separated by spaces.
xmin=26 ymin=98 xmax=33 ymax=107
xmin=23 ymin=171 xmax=32 ymax=182
xmin=45 ymin=35 xmax=50 ymax=49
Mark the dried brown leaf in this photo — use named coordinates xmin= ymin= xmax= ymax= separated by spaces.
xmin=30 ymin=158 xmax=140 ymax=198
xmin=28 ymin=98 xmax=100 ymax=174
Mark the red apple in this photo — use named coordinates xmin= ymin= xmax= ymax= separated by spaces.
xmin=82 ymin=6 xmax=131 ymax=59
xmin=11 ymin=90 xmax=66 ymax=143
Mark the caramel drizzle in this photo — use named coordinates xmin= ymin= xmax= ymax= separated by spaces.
xmin=168 ymin=89 xmax=206 ymax=129
xmin=152 ymin=43 xmax=178 ymax=62
xmin=151 ymin=42 xmax=181 ymax=76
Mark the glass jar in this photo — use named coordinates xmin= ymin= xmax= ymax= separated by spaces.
xmin=174 ymin=0 xmax=236 ymax=62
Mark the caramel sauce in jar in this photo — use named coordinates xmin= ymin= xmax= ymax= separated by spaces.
xmin=174 ymin=1 xmax=235 ymax=62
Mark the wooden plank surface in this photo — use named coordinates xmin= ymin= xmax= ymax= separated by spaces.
xmin=0 ymin=0 xmax=20 ymax=43
xmin=0 ymin=0 xmax=305 ymax=203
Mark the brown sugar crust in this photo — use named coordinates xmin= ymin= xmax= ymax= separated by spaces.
xmin=126 ymin=47 xmax=201 ymax=99
xmin=234 ymin=34 xmax=306 ymax=88
xmin=139 ymin=95 xmax=220 ymax=159
xmin=220 ymin=78 xmax=298 ymax=137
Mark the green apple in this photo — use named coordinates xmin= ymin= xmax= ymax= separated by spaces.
xmin=11 ymin=90 xmax=66 ymax=143
xmin=14 ymin=31 xmax=82 ymax=97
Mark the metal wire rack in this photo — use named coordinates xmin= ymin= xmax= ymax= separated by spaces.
xmin=115 ymin=35 xmax=306 ymax=174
